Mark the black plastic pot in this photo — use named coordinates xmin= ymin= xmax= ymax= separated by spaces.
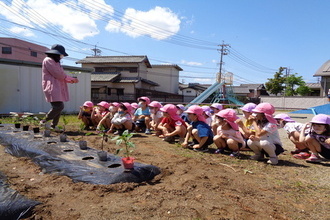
xmin=60 ymin=134 xmax=67 ymax=142
xmin=44 ymin=130 xmax=51 ymax=137
xmin=33 ymin=127 xmax=40 ymax=133
xmin=79 ymin=140 xmax=88 ymax=150
xmin=97 ymin=151 xmax=107 ymax=161
xmin=14 ymin=123 xmax=21 ymax=129
xmin=22 ymin=125 xmax=29 ymax=131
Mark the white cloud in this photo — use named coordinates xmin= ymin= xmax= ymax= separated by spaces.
xmin=0 ymin=0 xmax=105 ymax=40
xmin=105 ymin=6 xmax=181 ymax=40
xmin=10 ymin=26 xmax=35 ymax=37
xmin=78 ymin=0 xmax=114 ymax=20
xmin=105 ymin=20 xmax=121 ymax=33
xmin=181 ymin=60 xmax=203 ymax=66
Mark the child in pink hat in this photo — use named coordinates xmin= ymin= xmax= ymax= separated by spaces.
xmin=108 ymin=103 xmax=134 ymax=135
xmin=146 ymin=101 xmax=163 ymax=136
xmin=210 ymin=103 xmax=223 ymax=134
xmin=158 ymin=104 xmax=187 ymax=143
xmin=213 ymin=109 xmax=245 ymax=157
xmin=274 ymin=113 xmax=310 ymax=159
xmin=236 ymin=103 xmax=257 ymax=139
xmin=182 ymin=105 xmax=213 ymax=151
xmin=201 ymin=106 xmax=213 ymax=126
xmin=247 ymin=103 xmax=284 ymax=165
xmin=92 ymin=101 xmax=111 ymax=130
xmin=78 ymin=101 xmax=94 ymax=130
xmin=133 ymin=97 xmax=151 ymax=133
xmin=299 ymin=114 xmax=330 ymax=163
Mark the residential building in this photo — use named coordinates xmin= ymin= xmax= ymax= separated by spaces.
xmin=314 ymin=60 xmax=330 ymax=96
xmin=76 ymin=56 xmax=183 ymax=103
xmin=0 ymin=37 xmax=49 ymax=63
xmin=148 ymin=64 xmax=182 ymax=94
xmin=305 ymin=83 xmax=321 ymax=96
xmin=179 ymin=83 xmax=211 ymax=103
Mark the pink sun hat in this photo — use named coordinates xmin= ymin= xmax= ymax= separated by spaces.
xmin=185 ymin=105 xmax=206 ymax=122
xmin=274 ymin=113 xmax=295 ymax=122
xmin=210 ymin=103 xmax=223 ymax=110
xmin=121 ymin=102 xmax=132 ymax=113
xmin=240 ymin=103 xmax=257 ymax=113
xmin=138 ymin=96 xmax=151 ymax=105
xmin=130 ymin=102 xmax=139 ymax=109
xmin=83 ymin=101 xmax=94 ymax=108
xmin=97 ymin=101 xmax=110 ymax=109
xmin=216 ymin=109 xmax=239 ymax=130
xmin=160 ymin=104 xmax=180 ymax=120
xmin=310 ymin=114 xmax=330 ymax=124
xmin=110 ymin=102 xmax=119 ymax=107
xmin=149 ymin=101 xmax=162 ymax=108
xmin=252 ymin=102 xmax=276 ymax=124
xmin=176 ymin=104 xmax=186 ymax=111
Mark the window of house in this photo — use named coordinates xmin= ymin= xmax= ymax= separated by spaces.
xmin=30 ymin=51 xmax=37 ymax=57
xmin=2 ymin=47 xmax=12 ymax=54
xmin=116 ymin=88 xmax=124 ymax=95
xmin=186 ymin=90 xmax=192 ymax=93
xmin=107 ymin=88 xmax=112 ymax=95
xmin=91 ymin=88 xmax=99 ymax=98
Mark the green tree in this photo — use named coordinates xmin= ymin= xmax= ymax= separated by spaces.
xmin=284 ymin=73 xmax=311 ymax=96
xmin=265 ymin=67 xmax=285 ymax=96
xmin=296 ymin=85 xmax=312 ymax=96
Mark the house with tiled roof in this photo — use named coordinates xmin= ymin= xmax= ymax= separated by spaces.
xmin=76 ymin=56 xmax=183 ymax=103
xmin=314 ymin=60 xmax=330 ymax=96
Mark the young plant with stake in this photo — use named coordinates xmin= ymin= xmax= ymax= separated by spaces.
xmin=112 ymin=130 xmax=136 ymax=158
xmin=98 ymin=125 xmax=109 ymax=151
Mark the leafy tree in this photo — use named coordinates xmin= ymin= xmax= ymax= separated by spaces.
xmin=265 ymin=67 xmax=285 ymax=96
xmin=284 ymin=73 xmax=311 ymax=96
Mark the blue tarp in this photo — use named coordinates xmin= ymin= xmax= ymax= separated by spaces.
xmin=290 ymin=103 xmax=330 ymax=115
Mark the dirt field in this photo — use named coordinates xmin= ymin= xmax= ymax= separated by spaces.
xmin=1 ymin=113 xmax=330 ymax=220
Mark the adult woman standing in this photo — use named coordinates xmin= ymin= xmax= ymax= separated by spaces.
xmin=40 ymin=44 xmax=79 ymax=130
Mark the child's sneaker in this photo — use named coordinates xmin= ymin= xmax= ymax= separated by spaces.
xmin=145 ymin=129 xmax=151 ymax=134
xmin=306 ymin=154 xmax=322 ymax=163
xmin=267 ymin=157 xmax=278 ymax=165
xmin=193 ymin=147 xmax=208 ymax=152
xmin=230 ymin=151 xmax=240 ymax=158
xmin=214 ymin=148 xmax=225 ymax=154
xmin=293 ymin=152 xmax=311 ymax=159
xmin=163 ymin=136 xmax=175 ymax=143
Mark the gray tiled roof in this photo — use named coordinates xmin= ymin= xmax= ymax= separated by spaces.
xmin=314 ymin=60 xmax=330 ymax=76
xmin=113 ymin=77 xmax=159 ymax=86
xmin=305 ymin=83 xmax=321 ymax=88
xmin=91 ymin=73 xmax=120 ymax=82
xmin=151 ymin=64 xmax=183 ymax=71
xmin=76 ymin=56 xmax=151 ymax=67
xmin=232 ymin=87 xmax=250 ymax=94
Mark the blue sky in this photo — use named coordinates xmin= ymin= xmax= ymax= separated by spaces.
xmin=1 ymin=0 xmax=329 ymax=85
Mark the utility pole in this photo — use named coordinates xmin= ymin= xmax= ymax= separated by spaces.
xmin=217 ymin=42 xmax=230 ymax=83
xmin=91 ymin=45 xmax=102 ymax=56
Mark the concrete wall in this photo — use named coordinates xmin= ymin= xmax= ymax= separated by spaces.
xmin=260 ymin=96 xmax=329 ymax=109
xmin=0 ymin=62 xmax=91 ymax=114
